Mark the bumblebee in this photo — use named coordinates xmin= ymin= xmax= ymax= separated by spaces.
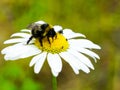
xmin=27 ymin=22 xmax=62 ymax=46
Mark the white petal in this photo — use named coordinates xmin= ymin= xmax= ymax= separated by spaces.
xmin=35 ymin=21 xmax=45 ymax=24
xmin=80 ymin=48 xmax=100 ymax=59
xmin=3 ymin=38 xmax=27 ymax=44
xmin=51 ymin=69 xmax=59 ymax=77
xmin=33 ymin=52 xmax=47 ymax=74
xmin=70 ymin=45 xmax=100 ymax=62
xmin=2 ymin=43 xmax=41 ymax=60
xmin=53 ymin=25 xmax=63 ymax=32
xmin=17 ymin=45 xmax=41 ymax=58
xmin=63 ymin=29 xmax=86 ymax=39
xmin=11 ymin=33 xmax=31 ymax=38
xmin=21 ymin=29 xmax=31 ymax=33
xmin=68 ymin=49 xmax=94 ymax=70
xmin=1 ymin=43 xmax=22 ymax=54
xmin=47 ymin=53 xmax=62 ymax=76
xmin=59 ymin=52 xmax=80 ymax=74
xmin=69 ymin=39 xmax=101 ymax=49
xmin=30 ymin=52 xmax=47 ymax=67
xmin=59 ymin=51 xmax=90 ymax=74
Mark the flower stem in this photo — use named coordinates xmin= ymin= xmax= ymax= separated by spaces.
xmin=52 ymin=75 xmax=57 ymax=90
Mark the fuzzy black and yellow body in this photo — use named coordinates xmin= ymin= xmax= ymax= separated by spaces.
xmin=27 ymin=23 xmax=58 ymax=46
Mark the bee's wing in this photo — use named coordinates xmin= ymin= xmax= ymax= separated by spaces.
xmin=27 ymin=21 xmax=46 ymax=29
xmin=35 ymin=21 xmax=46 ymax=25
xmin=27 ymin=23 xmax=34 ymax=29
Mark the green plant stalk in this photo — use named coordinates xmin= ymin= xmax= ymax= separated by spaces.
xmin=52 ymin=75 xmax=57 ymax=90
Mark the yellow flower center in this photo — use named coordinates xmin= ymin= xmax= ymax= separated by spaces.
xmin=35 ymin=33 xmax=69 ymax=54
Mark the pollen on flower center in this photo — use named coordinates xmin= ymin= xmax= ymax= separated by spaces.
xmin=35 ymin=33 xmax=69 ymax=54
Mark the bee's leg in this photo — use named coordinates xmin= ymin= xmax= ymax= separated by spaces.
xmin=27 ymin=36 xmax=33 ymax=44
xmin=55 ymin=34 xmax=57 ymax=39
xmin=39 ymin=38 xmax=43 ymax=46
xmin=52 ymin=36 xmax=55 ymax=41
xmin=47 ymin=36 xmax=51 ymax=44
xmin=47 ymin=35 xmax=56 ymax=44
xmin=47 ymin=28 xmax=57 ymax=44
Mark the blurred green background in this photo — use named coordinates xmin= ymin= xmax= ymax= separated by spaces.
xmin=0 ymin=0 xmax=120 ymax=90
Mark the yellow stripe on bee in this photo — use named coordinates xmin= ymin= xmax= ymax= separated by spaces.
xmin=43 ymin=24 xmax=53 ymax=36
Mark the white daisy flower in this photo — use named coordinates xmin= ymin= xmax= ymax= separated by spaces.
xmin=1 ymin=21 xmax=101 ymax=77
